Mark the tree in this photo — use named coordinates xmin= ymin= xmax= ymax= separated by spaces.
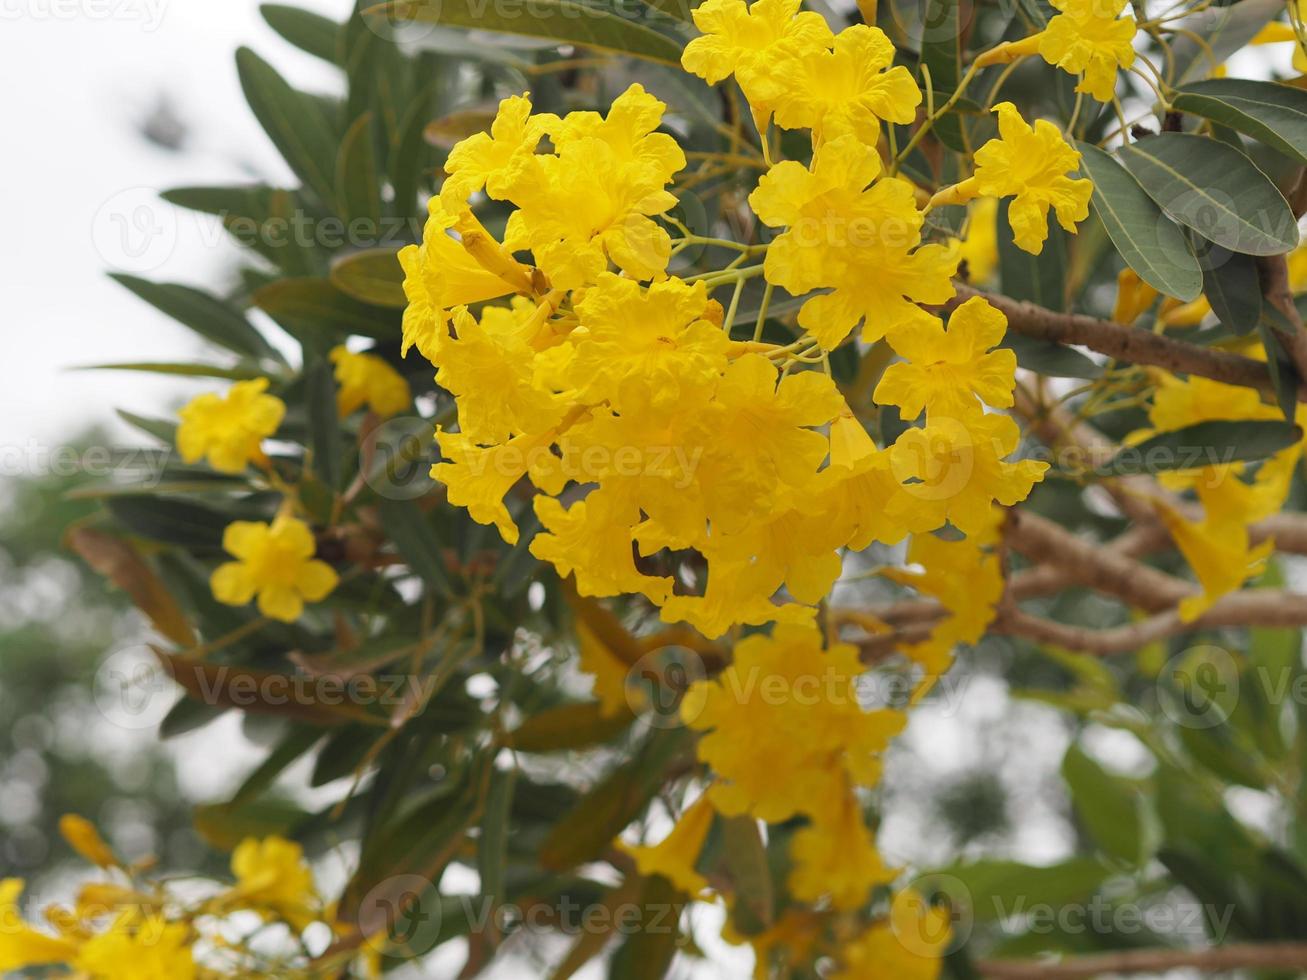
xmin=10 ymin=0 xmax=1307 ymax=976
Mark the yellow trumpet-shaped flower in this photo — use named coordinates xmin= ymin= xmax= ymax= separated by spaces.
xmin=618 ymin=793 xmax=716 ymax=897
xmin=224 ymin=836 xmax=319 ymax=932
xmin=771 ymin=24 xmax=922 ymax=145
xmin=970 ymin=102 xmax=1093 ymax=255
xmin=74 ymin=914 xmax=197 ymax=980
xmin=681 ymin=0 xmax=833 ymax=117
xmin=210 ymin=516 xmax=338 ymax=622
xmin=176 ymin=378 xmax=285 ymax=474
xmin=440 ymin=93 xmax=558 ymax=207
xmin=788 ymin=786 xmax=894 ymax=910
xmin=875 ymin=296 xmax=1017 ymax=419
xmin=330 ymin=346 xmax=412 ymax=419
xmin=1157 ymin=498 xmax=1274 ymax=623
xmin=750 ymin=134 xmax=957 ymax=350
xmin=1038 ymin=0 xmax=1137 ymax=102
xmin=0 ymin=879 xmax=79 ymax=973
xmin=397 ymin=201 xmax=521 ymax=362
xmin=832 ymin=888 xmax=951 ymax=980
xmin=59 ymin=814 xmax=119 ymax=869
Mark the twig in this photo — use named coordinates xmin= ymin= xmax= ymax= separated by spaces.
xmin=979 ymin=942 xmax=1307 ymax=979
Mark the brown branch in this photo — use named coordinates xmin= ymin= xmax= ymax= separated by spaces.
xmin=994 ymin=590 xmax=1307 ymax=656
xmin=979 ymin=942 xmax=1307 ymax=979
xmin=954 ymin=284 xmax=1303 ymax=401
xmin=1257 ymin=252 xmax=1307 ymax=385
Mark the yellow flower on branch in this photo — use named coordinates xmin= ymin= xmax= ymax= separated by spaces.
xmin=210 ymin=516 xmax=338 ymax=622
xmin=832 ymin=888 xmax=951 ymax=980
xmin=177 ymin=378 xmax=285 ymax=474
xmin=0 ymin=879 xmax=79 ymax=973
xmin=74 ymin=915 xmax=197 ymax=980
xmin=1037 ymin=0 xmax=1137 ymax=102
xmin=750 ymin=134 xmax=957 ymax=349
xmin=618 ymin=793 xmax=716 ymax=897
xmin=223 ymin=836 xmax=319 ymax=932
xmin=330 ymin=346 xmax=412 ymax=419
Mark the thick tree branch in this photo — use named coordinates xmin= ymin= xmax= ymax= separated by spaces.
xmin=954 ymin=285 xmax=1303 ymax=401
xmin=979 ymin=942 xmax=1307 ymax=979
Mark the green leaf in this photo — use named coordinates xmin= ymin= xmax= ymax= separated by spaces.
xmin=1075 ymin=142 xmax=1202 ymax=301
xmin=920 ymin=1 xmax=964 ymax=153
xmin=305 ymin=357 xmax=343 ymax=488
xmin=261 ymin=3 xmax=342 ymax=62
xmin=117 ymin=410 xmax=177 ymax=445
xmin=236 ymin=46 xmax=340 ymax=207
xmin=606 ymin=875 xmax=685 ymax=980
xmin=377 ymin=498 xmax=454 ymax=596
xmin=390 ymin=82 xmax=439 ymax=224
xmin=509 ymin=701 xmax=633 ymax=753
xmin=719 ymin=815 xmax=773 ymax=932
xmin=998 ymin=198 xmax=1067 ymax=309
xmin=1062 ymin=744 xmax=1146 ymax=865
xmin=1175 ymin=78 xmax=1307 ymax=165
xmin=1257 ymin=317 xmax=1301 ymax=422
xmin=76 ymin=361 xmax=268 ymax=381
xmin=330 ymin=248 xmax=406 ymax=308
xmin=107 ymin=496 xmax=229 ymax=551
xmin=194 ymin=799 xmax=312 ymax=850
xmin=924 ymin=858 xmax=1111 ymax=923
xmin=478 ymin=766 xmax=516 ymax=916
xmin=1100 ymin=420 xmax=1303 ymax=477
xmin=1171 ymin=0 xmax=1284 ymax=86
xmin=254 ymin=277 xmax=397 ymax=339
xmin=1200 ymin=248 xmax=1262 ymax=335
xmin=230 ymin=726 xmax=323 ymax=806
xmin=365 ymin=0 xmax=684 ymax=67
xmin=110 ymin=274 xmax=281 ymax=362
xmin=1118 ymin=134 xmax=1299 ymax=257
xmin=336 ymin=113 xmax=383 ymax=229
xmin=1001 ymin=334 xmax=1102 ymax=380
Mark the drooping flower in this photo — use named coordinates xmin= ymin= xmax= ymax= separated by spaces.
xmin=771 ymin=25 xmax=922 ymax=145
xmin=971 ymin=103 xmax=1093 ymax=254
xmin=59 ymin=814 xmax=119 ymax=869
xmin=397 ymin=201 xmax=522 ymax=361
xmin=1037 ymin=0 xmax=1137 ymax=102
xmin=210 ymin=516 xmax=339 ymax=622
xmin=750 ymin=135 xmax=957 ymax=349
xmin=681 ymin=0 xmax=833 ymax=119
xmin=788 ymin=786 xmax=894 ymax=910
xmin=618 ymin=793 xmax=716 ymax=897
xmin=223 ymin=836 xmax=319 ymax=932
xmin=440 ymin=93 xmax=557 ymax=206
xmin=330 ymin=346 xmax=412 ymax=419
xmin=0 ymin=879 xmax=79 ymax=973
xmin=681 ymin=622 xmax=907 ymax=822
xmin=1156 ymin=498 xmax=1274 ymax=623
xmin=875 ymin=297 xmax=1017 ymax=419
xmin=176 ymin=378 xmax=285 ymax=474
xmin=831 ymin=889 xmax=951 ymax=980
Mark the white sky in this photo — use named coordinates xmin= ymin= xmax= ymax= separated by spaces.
xmin=0 ymin=0 xmax=354 ymax=455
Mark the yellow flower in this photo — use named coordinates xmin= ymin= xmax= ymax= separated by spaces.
xmin=397 ymin=202 xmax=521 ymax=361
xmin=952 ymin=196 xmax=999 ymax=285
xmin=59 ymin=814 xmax=118 ymax=868
xmin=176 ymin=378 xmax=284 ymax=474
xmin=814 ymin=414 xmax=912 ymax=552
xmin=1038 ymin=0 xmax=1137 ymax=102
xmin=330 ymin=346 xmax=412 ymax=418
xmin=971 ymin=102 xmax=1092 ymax=255
xmin=436 ymin=301 xmax=566 ymax=445
xmin=440 ymin=93 xmax=557 ymax=207
xmin=884 ymin=526 xmax=1005 ymax=649
xmin=789 ymin=786 xmax=894 ymax=910
xmin=210 ymin=516 xmax=338 ymax=622
xmin=875 ymin=297 xmax=1017 ymax=419
xmin=750 ymin=134 xmax=957 ymax=350
xmin=1113 ymin=267 xmax=1159 ymax=324
xmin=0 ymin=879 xmax=79 ymax=973
xmin=532 ymin=488 xmax=674 ymax=604
xmin=832 ymin=889 xmax=951 ymax=980
xmin=618 ymin=793 xmax=716 ymax=896
xmin=570 ymin=273 xmax=730 ymax=412
xmin=681 ymin=0 xmax=833 ymax=117
xmin=577 ymin=622 xmax=636 ymax=718
xmin=498 ymin=84 xmax=684 ymax=289
xmin=74 ymin=914 xmax=196 ymax=980
xmin=771 ymin=25 xmax=922 ymax=145
xmin=682 ymin=622 xmax=906 ymax=822
xmin=1157 ymin=498 xmax=1274 ymax=623
xmin=225 ymin=836 xmax=319 ymax=932
xmin=889 ymin=408 xmax=1048 ymax=536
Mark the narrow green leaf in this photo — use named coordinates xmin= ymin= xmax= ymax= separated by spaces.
xmin=390 ymin=82 xmax=439 ymax=225
xmin=1101 ymin=420 xmax=1302 ymax=477
xmin=1170 ymin=0 xmax=1283 ymax=85
xmin=236 ymin=46 xmax=341 ymax=208
xmin=478 ymin=766 xmax=517 ymax=917
xmin=231 ymin=726 xmax=323 ymax=806
xmin=998 ymin=198 xmax=1067 ymax=310
xmin=1076 ymin=141 xmax=1202 ymax=301
xmin=924 ymin=858 xmax=1110 ymax=923
xmin=365 ymin=0 xmax=684 ymax=67
xmin=336 ymin=113 xmax=383 ymax=229
xmin=1201 ymin=248 xmax=1262 ymax=335
xmin=305 ymin=357 xmax=343 ymax=488
xmin=110 ymin=274 xmax=280 ymax=362
xmin=1175 ymin=78 xmax=1307 ymax=165
xmin=509 ymin=701 xmax=633 ymax=753
xmin=1063 ymin=744 xmax=1146 ymax=865
xmin=117 ymin=410 xmax=177 ymax=445
xmin=107 ymin=496 xmax=229 ymax=551
xmin=254 ymin=277 xmax=397 ymax=339
xmin=377 ymin=498 xmax=454 ymax=596
xmin=261 ymin=3 xmax=342 ymax=62
xmin=330 ymin=248 xmax=406 ymax=307
xmin=920 ymin=0 xmax=964 ymax=152
xmin=1119 ymin=134 xmax=1299 ymax=256
xmin=76 ymin=361 xmax=268 ymax=381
